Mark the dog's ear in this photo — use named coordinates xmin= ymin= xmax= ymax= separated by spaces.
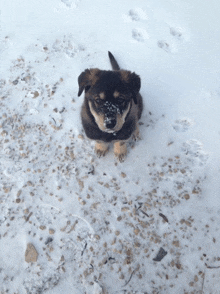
xmin=121 ymin=71 xmax=141 ymax=104
xmin=78 ymin=69 xmax=91 ymax=97
xmin=128 ymin=72 xmax=141 ymax=104
xmin=78 ymin=69 xmax=99 ymax=97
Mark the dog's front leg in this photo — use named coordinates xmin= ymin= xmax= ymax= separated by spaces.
xmin=132 ymin=124 xmax=141 ymax=141
xmin=114 ymin=141 xmax=127 ymax=162
xmin=95 ymin=141 xmax=109 ymax=157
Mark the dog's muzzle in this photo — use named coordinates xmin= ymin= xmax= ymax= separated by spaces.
xmin=103 ymin=102 xmax=118 ymax=131
xmin=105 ymin=116 xmax=116 ymax=129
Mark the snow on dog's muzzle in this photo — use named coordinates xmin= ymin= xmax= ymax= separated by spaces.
xmin=103 ymin=101 xmax=119 ymax=131
xmin=105 ymin=116 xmax=116 ymax=129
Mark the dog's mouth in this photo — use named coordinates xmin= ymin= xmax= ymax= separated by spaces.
xmin=104 ymin=128 xmax=117 ymax=134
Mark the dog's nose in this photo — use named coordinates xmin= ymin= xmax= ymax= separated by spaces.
xmin=105 ymin=119 xmax=116 ymax=129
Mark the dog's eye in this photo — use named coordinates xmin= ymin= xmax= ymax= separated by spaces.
xmin=117 ymin=98 xmax=125 ymax=105
xmin=95 ymin=98 xmax=103 ymax=104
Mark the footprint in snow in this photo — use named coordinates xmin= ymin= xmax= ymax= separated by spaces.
xmin=170 ymin=27 xmax=183 ymax=39
xmin=132 ymin=28 xmax=149 ymax=42
xmin=50 ymin=35 xmax=85 ymax=58
xmin=181 ymin=139 xmax=209 ymax=166
xmin=123 ymin=8 xmax=148 ymax=22
xmin=61 ymin=0 xmax=80 ymax=8
xmin=173 ymin=118 xmax=194 ymax=132
xmin=157 ymin=40 xmax=171 ymax=53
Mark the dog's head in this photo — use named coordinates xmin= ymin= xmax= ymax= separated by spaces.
xmin=78 ymin=69 xmax=141 ymax=133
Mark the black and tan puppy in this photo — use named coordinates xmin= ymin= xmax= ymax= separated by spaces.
xmin=78 ymin=51 xmax=143 ymax=162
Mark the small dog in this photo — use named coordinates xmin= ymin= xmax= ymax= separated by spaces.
xmin=78 ymin=52 xmax=143 ymax=162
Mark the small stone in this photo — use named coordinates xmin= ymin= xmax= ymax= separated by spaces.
xmin=49 ymin=229 xmax=55 ymax=235
xmin=121 ymin=172 xmax=126 ymax=178
xmin=25 ymin=243 xmax=38 ymax=263
xmin=32 ymin=91 xmax=39 ymax=98
xmin=94 ymin=234 xmax=100 ymax=240
xmin=45 ymin=237 xmax=53 ymax=245
xmin=13 ymin=80 xmax=18 ymax=85
xmin=184 ymin=194 xmax=190 ymax=200
xmin=17 ymin=190 xmax=22 ymax=197
xmin=176 ymin=263 xmax=182 ymax=269
xmin=134 ymin=228 xmax=140 ymax=235
xmin=172 ymin=240 xmax=180 ymax=247
xmin=121 ymin=207 xmax=129 ymax=212
xmin=153 ymin=247 xmax=167 ymax=262
xmin=78 ymin=134 xmax=84 ymax=139
xmin=1 ymin=130 xmax=8 ymax=136
xmin=40 ymin=225 xmax=46 ymax=230
xmin=24 ymin=209 xmax=29 ymax=214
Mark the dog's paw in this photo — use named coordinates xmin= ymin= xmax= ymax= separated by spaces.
xmin=95 ymin=142 xmax=109 ymax=158
xmin=132 ymin=126 xmax=141 ymax=141
xmin=132 ymin=132 xmax=141 ymax=142
xmin=96 ymin=148 xmax=108 ymax=158
xmin=114 ymin=141 xmax=127 ymax=163
xmin=115 ymin=152 xmax=127 ymax=163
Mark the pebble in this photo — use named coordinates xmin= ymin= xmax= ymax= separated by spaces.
xmin=25 ymin=243 xmax=38 ymax=263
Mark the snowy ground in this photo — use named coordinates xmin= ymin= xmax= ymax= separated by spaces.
xmin=1 ymin=0 xmax=220 ymax=293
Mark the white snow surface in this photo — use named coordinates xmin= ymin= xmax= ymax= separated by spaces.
xmin=1 ymin=0 xmax=220 ymax=293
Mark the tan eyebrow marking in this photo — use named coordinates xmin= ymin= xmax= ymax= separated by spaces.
xmin=113 ymin=91 xmax=120 ymax=98
xmin=99 ymin=92 xmax=105 ymax=99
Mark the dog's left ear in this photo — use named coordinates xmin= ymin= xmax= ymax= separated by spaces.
xmin=121 ymin=71 xmax=141 ymax=104
xmin=128 ymin=72 xmax=141 ymax=104
xmin=78 ymin=68 xmax=99 ymax=97
xmin=78 ymin=69 xmax=91 ymax=97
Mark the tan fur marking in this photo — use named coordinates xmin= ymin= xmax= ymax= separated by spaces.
xmin=113 ymin=91 xmax=120 ymax=98
xmin=95 ymin=141 xmax=109 ymax=157
xmin=114 ymin=141 xmax=127 ymax=162
xmin=88 ymin=101 xmax=106 ymax=131
xmin=120 ymin=70 xmax=131 ymax=82
xmin=115 ymin=102 xmax=131 ymax=131
xmin=132 ymin=124 xmax=141 ymax=141
xmin=99 ymin=92 xmax=105 ymax=99
xmin=89 ymin=68 xmax=100 ymax=86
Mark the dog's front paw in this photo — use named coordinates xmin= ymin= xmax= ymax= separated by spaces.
xmin=132 ymin=125 xmax=141 ymax=141
xmin=115 ymin=152 xmax=127 ymax=162
xmin=132 ymin=132 xmax=141 ymax=142
xmin=114 ymin=141 xmax=127 ymax=162
xmin=95 ymin=141 xmax=109 ymax=158
xmin=96 ymin=149 xmax=108 ymax=158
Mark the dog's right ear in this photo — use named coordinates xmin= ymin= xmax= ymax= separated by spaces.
xmin=78 ymin=68 xmax=99 ymax=97
xmin=78 ymin=69 xmax=91 ymax=97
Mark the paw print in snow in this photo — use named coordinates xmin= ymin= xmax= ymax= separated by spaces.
xmin=51 ymin=35 xmax=85 ymax=58
xmin=181 ymin=140 xmax=209 ymax=166
xmin=128 ymin=8 xmax=148 ymax=21
xmin=132 ymin=28 xmax=149 ymax=42
xmin=157 ymin=40 xmax=171 ymax=53
xmin=173 ymin=118 xmax=194 ymax=132
xmin=61 ymin=0 xmax=80 ymax=8
xmin=170 ymin=26 xmax=190 ymax=42
xmin=123 ymin=8 xmax=148 ymax=22
xmin=170 ymin=27 xmax=183 ymax=39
